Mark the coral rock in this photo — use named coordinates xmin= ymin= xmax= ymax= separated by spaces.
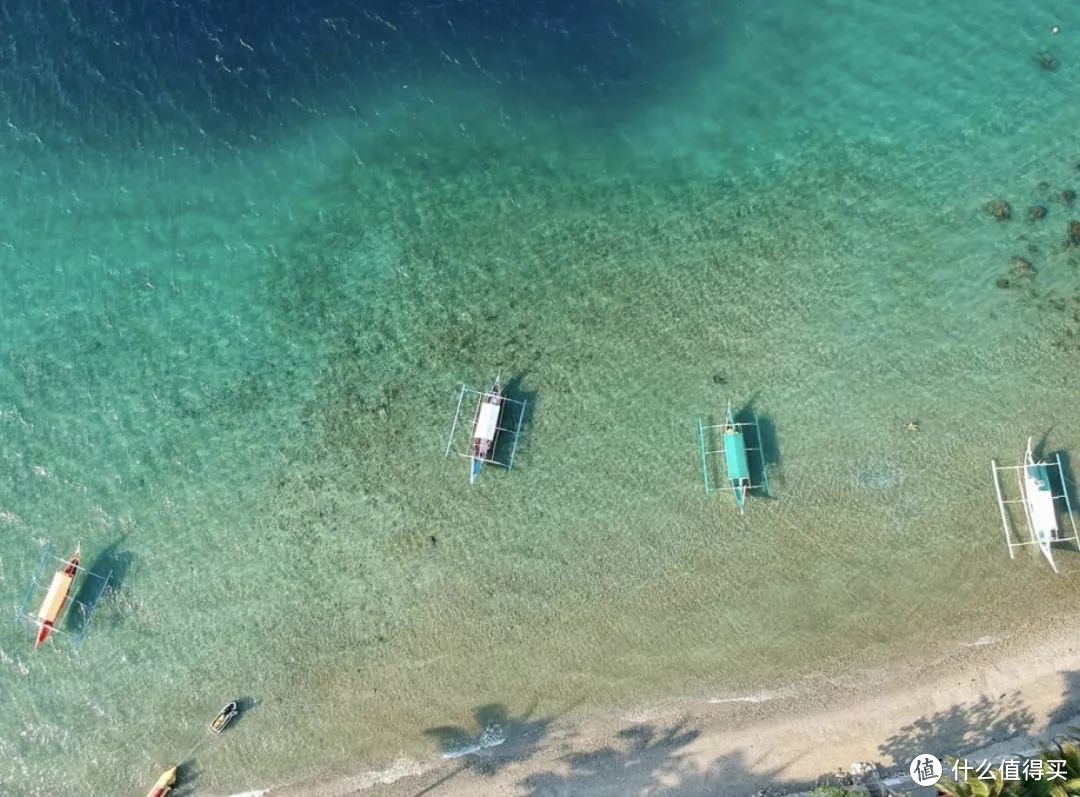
xmin=1036 ymin=51 xmax=1059 ymax=70
xmin=1010 ymin=256 xmax=1035 ymax=274
xmin=985 ymin=199 xmax=1012 ymax=221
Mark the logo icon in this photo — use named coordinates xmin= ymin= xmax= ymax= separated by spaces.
xmin=910 ymin=754 xmax=943 ymax=786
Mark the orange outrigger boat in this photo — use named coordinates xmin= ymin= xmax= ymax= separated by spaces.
xmin=34 ymin=544 xmax=80 ymax=649
xmin=146 ymin=765 xmax=178 ymax=797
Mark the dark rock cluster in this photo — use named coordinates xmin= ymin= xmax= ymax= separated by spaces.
xmin=1036 ymin=51 xmax=1058 ymax=70
xmin=985 ymin=199 xmax=1012 ymax=221
xmin=996 ymin=257 xmax=1036 ymax=290
xmin=987 ymin=172 xmax=1080 ymax=288
xmin=1069 ymin=220 xmax=1080 ymax=246
xmin=1009 ymin=256 xmax=1035 ymax=275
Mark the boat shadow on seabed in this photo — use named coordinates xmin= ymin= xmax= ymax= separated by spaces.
xmin=737 ymin=395 xmax=782 ymax=492
xmin=65 ymin=536 xmax=133 ymax=636
xmin=491 ymin=373 xmax=537 ymax=469
xmin=1047 ymin=446 xmax=1079 ymax=559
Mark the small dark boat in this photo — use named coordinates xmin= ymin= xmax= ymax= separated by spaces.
xmin=209 ymin=700 xmax=239 ymax=734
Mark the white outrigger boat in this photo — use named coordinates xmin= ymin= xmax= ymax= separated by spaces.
xmin=470 ymin=376 xmax=504 ymax=484
xmin=445 ymin=374 xmax=527 ymax=485
xmin=991 ymin=437 xmax=1079 ymax=573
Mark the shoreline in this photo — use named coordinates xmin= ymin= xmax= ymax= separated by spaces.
xmin=232 ymin=614 xmax=1080 ymax=797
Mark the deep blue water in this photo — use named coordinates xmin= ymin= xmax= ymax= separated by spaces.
xmin=0 ymin=0 xmax=719 ymax=151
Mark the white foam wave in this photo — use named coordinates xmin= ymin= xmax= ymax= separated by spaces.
xmin=708 ymin=690 xmax=780 ymax=704
xmin=442 ymin=723 xmax=506 ymax=759
xmin=962 ymin=635 xmax=1002 ymax=647
xmin=340 ymin=757 xmax=425 ymax=790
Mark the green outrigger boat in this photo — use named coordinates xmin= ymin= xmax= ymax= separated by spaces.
xmin=696 ymin=400 xmax=771 ymax=514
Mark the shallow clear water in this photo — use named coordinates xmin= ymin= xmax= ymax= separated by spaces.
xmin=2 ymin=0 xmax=1080 ymax=794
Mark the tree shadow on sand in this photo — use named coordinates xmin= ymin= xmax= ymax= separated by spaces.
xmin=519 ymin=721 xmax=786 ymax=797
xmin=425 ymin=702 xmax=554 ymax=778
xmin=1047 ymin=671 xmax=1080 ymax=729
xmin=877 ymin=692 xmax=1036 ymax=769
xmin=410 ymin=673 xmax=1080 ymax=796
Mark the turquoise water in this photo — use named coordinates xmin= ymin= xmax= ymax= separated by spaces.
xmin=3 ymin=0 xmax=1080 ymax=794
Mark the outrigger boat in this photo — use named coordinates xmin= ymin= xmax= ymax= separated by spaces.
xmin=697 ymin=400 xmax=772 ymax=514
xmin=445 ymin=374 xmax=527 ymax=485
xmin=34 ymin=544 xmax=80 ymax=649
xmin=146 ymin=765 xmax=178 ymax=797
xmin=209 ymin=700 xmax=239 ymax=734
xmin=992 ymin=437 xmax=1080 ymax=573
xmin=15 ymin=541 xmax=112 ymax=649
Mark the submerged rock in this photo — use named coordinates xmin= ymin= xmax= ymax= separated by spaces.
xmin=1030 ymin=205 xmax=1048 ymax=220
xmin=1036 ymin=51 xmax=1059 ymax=70
xmin=1065 ymin=190 xmax=1077 ymax=205
xmin=985 ymin=199 xmax=1012 ymax=221
xmin=996 ymin=277 xmax=1012 ymax=289
xmin=1069 ymin=220 xmax=1080 ymax=246
xmin=1010 ymin=256 xmax=1035 ymax=275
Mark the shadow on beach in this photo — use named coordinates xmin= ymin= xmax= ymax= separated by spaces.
xmin=1048 ymin=671 xmax=1080 ymax=729
xmin=424 ymin=702 xmax=553 ymax=778
xmin=418 ymin=709 xmax=795 ymax=797
xmin=877 ymin=692 xmax=1036 ymax=769
xmin=516 ymin=721 xmax=787 ymax=797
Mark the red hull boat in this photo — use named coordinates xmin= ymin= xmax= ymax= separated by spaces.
xmin=34 ymin=545 xmax=80 ymax=649
xmin=146 ymin=765 xmax=178 ymax=797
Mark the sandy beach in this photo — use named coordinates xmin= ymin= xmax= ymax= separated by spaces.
xmin=248 ymin=616 xmax=1080 ymax=797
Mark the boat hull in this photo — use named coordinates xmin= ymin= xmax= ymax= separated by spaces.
xmin=1023 ymin=439 xmax=1059 ymax=570
xmin=724 ymin=403 xmax=750 ymax=513
xmin=34 ymin=547 xmax=79 ymax=649
xmin=35 ymin=621 xmax=55 ymax=649
xmin=209 ymin=701 xmax=239 ymax=734
xmin=146 ymin=765 xmax=178 ymax=797
xmin=468 ymin=377 xmax=503 ymax=484
xmin=732 ymin=480 xmax=748 ymax=514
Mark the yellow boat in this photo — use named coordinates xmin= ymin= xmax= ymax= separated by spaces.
xmin=146 ymin=765 xmax=178 ymax=797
